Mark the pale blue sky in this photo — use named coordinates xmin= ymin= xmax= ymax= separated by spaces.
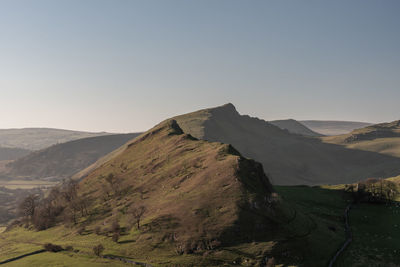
xmin=1 ymin=1 xmax=399 ymax=132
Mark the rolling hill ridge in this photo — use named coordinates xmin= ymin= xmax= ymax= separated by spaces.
xmin=0 ymin=147 xmax=31 ymax=161
xmin=172 ymin=103 xmax=400 ymax=185
xmin=0 ymin=128 xmax=111 ymax=151
xmin=2 ymin=133 xmax=140 ymax=181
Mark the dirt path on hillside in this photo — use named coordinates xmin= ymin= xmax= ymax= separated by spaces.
xmin=328 ymin=203 xmax=353 ymax=267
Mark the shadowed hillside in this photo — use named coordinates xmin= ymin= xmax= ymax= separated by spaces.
xmin=0 ymin=128 xmax=112 ymax=151
xmin=2 ymin=133 xmax=140 ymax=181
xmin=173 ymin=104 xmax=400 ymax=185
xmin=270 ymin=119 xmax=323 ymax=137
xmin=300 ymin=120 xmax=373 ymax=136
xmin=0 ymin=147 xmax=31 ymax=161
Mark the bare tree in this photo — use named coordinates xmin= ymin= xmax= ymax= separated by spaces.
xmin=93 ymin=244 xmax=104 ymax=256
xmin=130 ymin=206 xmax=146 ymax=229
xmin=62 ymin=179 xmax=78 ymax=203
xmin=105 ymin=173 xmax=122 ymax=196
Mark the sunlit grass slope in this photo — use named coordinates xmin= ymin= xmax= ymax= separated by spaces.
xmin=0 ymin=120 xmax=352 ymax=266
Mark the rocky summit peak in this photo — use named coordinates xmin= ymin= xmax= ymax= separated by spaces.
xmin=210 ymin=103 xmax=240 ymax=116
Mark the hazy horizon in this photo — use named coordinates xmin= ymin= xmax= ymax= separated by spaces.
xmin=1 ymin=1 xmax=399 ymax=132
xmin=0 ymin=102 xmax=378 ymax=134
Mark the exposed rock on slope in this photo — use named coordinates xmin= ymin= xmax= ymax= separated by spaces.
xmin=173 ymin=104 xmax=400 ymax=185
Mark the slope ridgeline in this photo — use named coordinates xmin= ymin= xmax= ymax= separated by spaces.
xmin=173 ymin=103 xmax=400 ymax=185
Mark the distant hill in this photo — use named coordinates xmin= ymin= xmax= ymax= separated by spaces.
xmin=2 ymin=133 xmax=140 ymax=181
xmin=300 ymin=120 xmax=373 ymax=136
xmin=342 ymin=120 xmax=400 ymax=142
xmin=0 ymin=128 xmax=112 ymax=150
xmin=270 ymin=119 xmax=323 ymax=137
xmin=171 ymin=103 xmax=400 ymax=185
xmin=322 ymin=120 xmax=400 ymax=158
xmin=0 ymin=147 xmax=31 ymax=161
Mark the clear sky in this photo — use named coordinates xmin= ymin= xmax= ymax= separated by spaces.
xmin=1 ymin=0 xmax=399 ymax=132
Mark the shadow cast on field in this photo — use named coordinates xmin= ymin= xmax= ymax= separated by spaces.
xmin=118 ymin=239 xmax=135 ymax=244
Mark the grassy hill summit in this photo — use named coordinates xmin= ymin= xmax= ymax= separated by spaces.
xmin=78 ymin=119 xmax=276 ymax=248
xmin=270 ymin=119 xmax=323 ymax=137
xmin=173 ymin=103 xmax=400 ymax=185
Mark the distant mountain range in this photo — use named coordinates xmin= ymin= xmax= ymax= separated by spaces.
xmin=300 ymin=120 xmax=373 ymax=136
xmin=0 ymin=128 xmax=111 ymax=151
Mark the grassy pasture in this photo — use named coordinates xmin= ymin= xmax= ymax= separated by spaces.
xmin=335 ymin=203 xmax=400 ymax=267
xmin=0 ymin=185 xmax=349 ymax=266
xmin=0 ymin=180 xmax=57 ymax=189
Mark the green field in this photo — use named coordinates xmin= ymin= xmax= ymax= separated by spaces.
xmin=334 ymin=203 xmax=400 ymax=267
xmin=0 ymin=185 xmax=349 ymax=266
xmin=0 ymin=180 xmax=58 ymax=190
xmin=0 ymin=184 xmax=398 ymax=266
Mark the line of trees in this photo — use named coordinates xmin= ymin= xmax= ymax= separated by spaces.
xmin=18 ymin=179 xmax=91 ymax=230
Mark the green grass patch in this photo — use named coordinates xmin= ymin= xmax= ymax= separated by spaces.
xmin=335 ymin=203 xmax=400 ymax=267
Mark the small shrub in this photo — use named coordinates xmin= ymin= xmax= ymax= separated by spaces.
xmin=94 ymin=226 xmax=101 ymax=235
xmin=112 ymin=232 xmax=120 ymax=243
xmin=44 ymin=243 xmax=63 ymax=252
xmin=93 ymin=244 xmax=104 ymax=256
xmin=77 ymin=226 xmax=85 ymax=235
xmin=111 ymin=220 xmax=121 ymax=233
xmin=174 ymin=243 xmax=184 ymax=255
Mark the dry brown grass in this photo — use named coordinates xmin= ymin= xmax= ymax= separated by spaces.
xmin=79 ymin=119 xmax=275 ymax=251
